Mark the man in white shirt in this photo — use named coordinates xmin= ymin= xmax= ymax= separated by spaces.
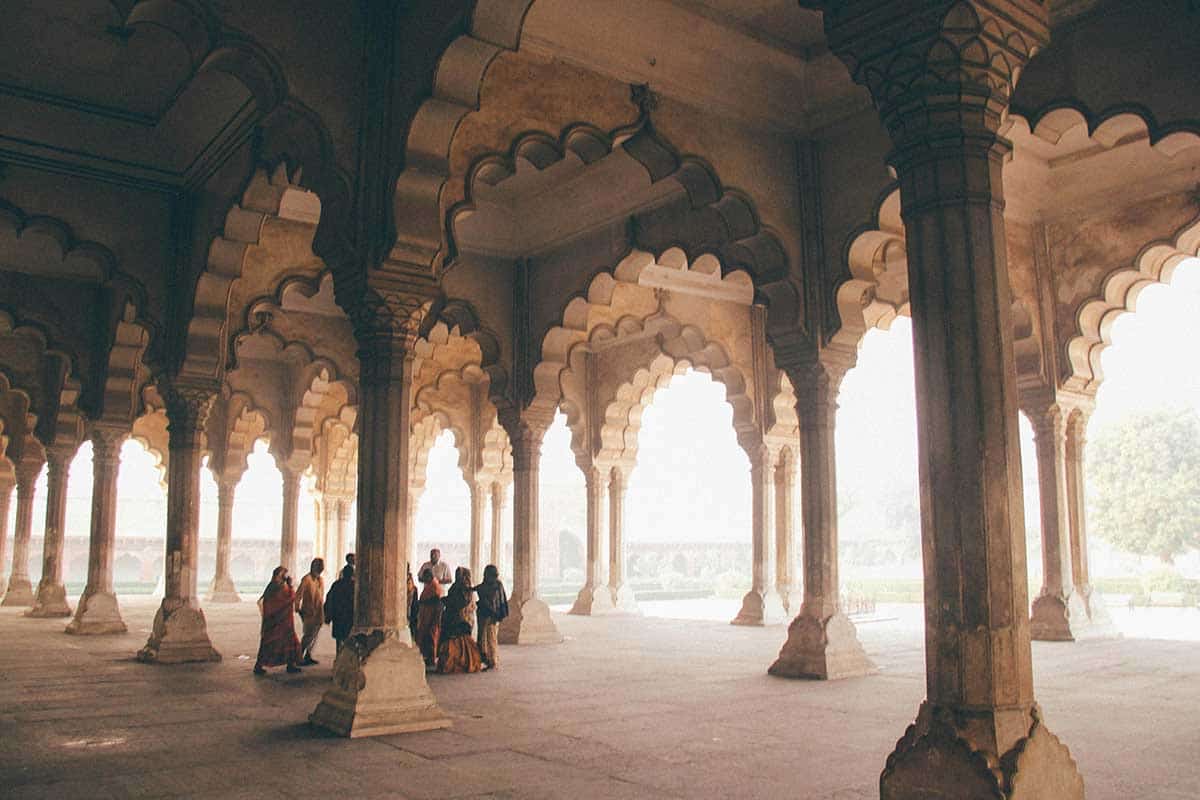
xmin=417 ymin=548 xmax=452 ymax=586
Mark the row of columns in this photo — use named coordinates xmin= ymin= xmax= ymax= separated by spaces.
xmin=568 ymin=462 xmax=635 ymax=616
xmin=464 ymin=480 xmax=508 ymax=581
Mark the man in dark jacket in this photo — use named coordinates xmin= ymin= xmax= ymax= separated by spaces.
xmin=324 ymin=564 xmax=354 ymax=654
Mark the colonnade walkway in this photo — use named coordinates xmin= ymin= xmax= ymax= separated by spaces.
xmin=1 ymin=598 xmax=1196 ymax=799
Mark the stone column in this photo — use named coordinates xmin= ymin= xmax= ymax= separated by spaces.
xmin=734 ymin=442 xmax=786 ymax=625
xmin=825 ymin=4 xmax=1083 ymax=795
xmin=570 ymin=463 xmax=614 ymax=615
xmin=29 ymin=445 xmax=77 ymax=617
xmin=309 ymin=322 xmax=448 ymax=737
xmin=498 ymin=415 xmax=562 ymax=643
xmin=334 ymin=497 xmax=351 ymax=568
xmin=771 ymin=365 xmax=872 ymax=677
xmin=321 ymin=497 xmax=339 ymax=571
xmin=0 ymin=476 xmax=13 ymax=597
xmin=489 ymin=481 xmax=506 ymax=577
xmin=607 ymin=465 xmax=638 ymax=612
xmin=207 ymin=477 xmax=240 ymax=602
xmin=1024 ymin=399 xmax=1088 ymax=640
xmin=68 ymin=425 xmax=128 ymax=634
xmin=137 ymin=383 xmax=220 ymax=663
xmin=1064 ymin=407 xmax=1115 ymax=634
xmin=279 ymin=466 xmax=301 ymax=578
xmin=774 ymin=448 xmax=802 ymax=615
xmin=468 ymin=480 xmax=486 ymax=579
xmin=2 ymin=457 xmax=42 ymax=607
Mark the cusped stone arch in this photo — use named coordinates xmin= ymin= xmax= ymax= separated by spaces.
xmin=288 ymin=361 xmax=358 ymax=474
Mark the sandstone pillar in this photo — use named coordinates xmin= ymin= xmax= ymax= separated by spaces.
xmin=2 ymin=457 xmax=42 ymax=607
xmin=68 ymin=426 xmax=128 ymax=634
xmin=0 ymin=476 xmax=12 ymax=597
xmin=774 ymin=449 xmax=803 ymax=615
xmin=321 ymin=496 xmax=339 ymax=571
xmin=570 ymin=464 xmax=614 ymax=615
xmin=29 ymin=445 xmax=77 ymax=617
xmin=207 ymin=478 xmax=240 ymax=602
xmin=771 ymin=366 xmax=873 ymax=678
xmin=734 ymin=442 xmax=787 ymax=625
xmin=1064 ymin=407 xmax=1115 ymax=634
xmin=498 ymin=415 xmax=562 ymax=643
xmin=137 ymin=383 xmax=220 ymax=663
xmin=335 ymin=497 xmax=351 ymax=567
xmin=279 ymin=467 xmax=301 ymax=577
xmin=489 ymin=481 xmax=506 ymax=576
xmin=607 ymin=465 xmax=638 ymax=612
xmin=468 ymin=481 xmax=486 ymax=579
xmin=309 ymin=323 xmax=448 ymax=737
xmin=825 ymin=4 xmax=1083 ymax=796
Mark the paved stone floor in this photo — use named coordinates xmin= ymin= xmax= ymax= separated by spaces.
xmin=1 ymin=598 xmax=1197 ymax=799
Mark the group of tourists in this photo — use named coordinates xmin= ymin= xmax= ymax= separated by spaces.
xmin=252 ymin=547 xmax=508 ymax=677
xmin=410 ymin=548 xmax=509 ymax=674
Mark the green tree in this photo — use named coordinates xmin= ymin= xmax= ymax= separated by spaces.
xmin=1088 ymin=408 xmax=1200 ymax=564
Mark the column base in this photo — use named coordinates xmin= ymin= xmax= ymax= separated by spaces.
xmin=310 ymin=631 xmax=450 ymax=738
xmin=498 ymin=596 xmax=562 ymax=644
xmin=569 ymin=583 xmax=615 ymax=615
xmin=206 ymin=575 xmax=241 ymax=603
xmin=137 ymin=600 xmax=221 ymax=664
xmin=731 ymin=587 xmax=787 ymax=626
xmin=1030 ymin=589 xmax=1116 ymax=642
xmin=27 ymin=581 xmax=72 ymax=617
xmin=65 ymin=590 xmax=127 ymax=635
xmin=880 ymin=702 xmax=1083 ymax=800
xmin=609 ymin=582 xmax=640 ymax=614
xmin=769 ymin=610 xmax=876 ymax=680
xmin=1 ymin=577 xmax=34 ymax=606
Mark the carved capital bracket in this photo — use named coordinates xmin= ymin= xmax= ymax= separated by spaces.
xmin=785 ymin=355 xmax=851 ymax=432
xmin=90 ymin=423 xmax=129 ymax=468
xmin=823 ymin=1 xmax=1048 ymax=153
xmin=159 ymin=378 xmax=217 ymax=451
xmin=345 ymin=267 xmax=441 ymax=355
xmin=499 ymin=408 xmax=553 ymax=472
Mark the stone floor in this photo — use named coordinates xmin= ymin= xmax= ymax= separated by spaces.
xmin=1 ymin=598 xmax=1197 ymax=799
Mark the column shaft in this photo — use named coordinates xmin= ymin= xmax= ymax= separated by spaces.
xmin=68 ymin=426 xmax=128 ymax=633
xmin=280 ymin=468 xmax=301 ymax=578
xmin=0 ymin=478 xmax=12 ymax=597
xmin=310 ymin=336 xmax=448 ymax=737
xmin=335 ymin=498 xmax=351 ymax=567
xmin=774 ymin=452 xmax=801 ymax=615
xmin=2 ymin=459 xmax=41 ymax=606
xmin=570 ymin=465 xmax=613 ymax=615
xmin=207 ymin=479 xmax=239 ymax=602
xmin=734 ymin=444 xmax=784 ymax=625
xmin=30 ymin=447 xmax=75 ymax=617
xmin=1063 ymin=408 xmax=1114 ymax=633
xmin=137 ymin=384 xmax=220 ymax=663
xmin=468 ymin=481 xmax=486 ymax=579
xmin=489 ymin=481 xmax=505 ymax=577
xmin=607 ymin=467 xmax=637 ymax=612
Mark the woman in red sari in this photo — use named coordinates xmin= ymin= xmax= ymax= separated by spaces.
xmin=254 ymin=566 xmax=302 ymax=675
xmin=415 ymin=567 xmax=445 ymax=667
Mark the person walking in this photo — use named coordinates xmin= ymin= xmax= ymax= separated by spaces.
xmin=473 ymin=564 xmax=508 ymax=671
xmin=254 ymin=566 xmax=302 ymax=675
xmin=295 ymin=558 xmax=325 ymax=666
xmin=324 ymin=564 xmax=354 ymax=654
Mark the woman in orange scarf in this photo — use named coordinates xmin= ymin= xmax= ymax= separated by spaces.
xmin=254 ymin=566 xmax=302 ymax=675
xmin=414 ymin=567 xmax=445 ymax=666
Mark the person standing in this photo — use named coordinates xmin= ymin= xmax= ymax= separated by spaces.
xmin=254 ymin=566 xmax=302 ymax=675
xmin=415 ymin=567 xmax=446 ymax=666
xmin=417 ymin=548 xmax=452 ymax=587
xmin=295 ymin=558 xmax=325 ymax=666
xmin=324 ymin=564 xmax=354 ymax=654
xmin=474 ymin=564 xmax=508 ymax=671
xmin=437 ymin=567 xmax=483 ymax=674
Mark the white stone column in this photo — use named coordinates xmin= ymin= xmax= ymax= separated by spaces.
xmin=68 ymin=425 xmax=128 ymax=634
xmin=137 ymin=383 xmax=220 ymax=663
xmin=570 ymin=463 xmax=614 ymax=615
xmin=2 ymin=457 xmax=42 ymax=607
xmin=607 ymin=465 xmax=638 ymax=612
xmin=0 ymin=476 xmax=13 ymax=597
xmin=827 ymin=5 xmax=1083 ymax=794
xmin=774 ymin=448 xmax=802 ymax=615
xmin=498 ymin=415 xmax=562 ymax=643
xmin=772 ymin=365 xmax=873 ymax=676
xmin=29 ymin=445 xmax=77 ymax=617
xmin=489 ymin=481 xmax=506 ymax=577
xmin=468 ymin=480 xmax=486 ymax=579
xmin=734 ymin=442 xmax=786 ymax=625
xmin=309 ymin=330 xmax=447 ymax=737
xmin=207 ymin=477 xmax=240 ymax=602
xmin=279 ymin=466 xmax=301 ymax=578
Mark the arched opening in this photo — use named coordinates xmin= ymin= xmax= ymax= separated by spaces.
xmin=625 ymin=370 xmax=750 ymax=620
xmin=115 ymin=438 xmax=166 ymax=592
xmin=540 ymin=411 xmax=585 ymax=603
xmin=235 ymin=439 xmax=283 ymax=585
xmin=413 ymin=428 xmax=471 ymax=572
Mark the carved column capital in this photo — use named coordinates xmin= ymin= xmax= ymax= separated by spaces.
xmin=348 ymin=272 xmax=439 ymax=357
xmin=824 ymin=1 xmax=1048 ymax=153
xmin=15 ymin=455 xmax=43 ymax=492
xmin=500 ymin=411 xmax=551 ymax=471
xmin=91 ymin=424 xmax=128 ymax=467
xmin=160 ymin=380 xmax=216 ymax=450
xmin=45 ymin=444 xmax=77 ymax=476
xmin=788 ymin=360 xmax=844 ymax=432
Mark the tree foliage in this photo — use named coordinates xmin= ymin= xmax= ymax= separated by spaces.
xmin=1088 ymin=408 xmax=1200 ymax=563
